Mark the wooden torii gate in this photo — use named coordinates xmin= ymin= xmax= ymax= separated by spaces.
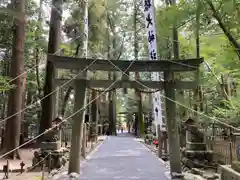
xmin=48 ymin=54 xmax=203 ymax=173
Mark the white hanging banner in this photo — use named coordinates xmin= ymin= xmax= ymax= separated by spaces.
xmin=142 ymin=0 xmax=164 ymax=128
xmin=82 ymin=0 xmax=88 ymax=57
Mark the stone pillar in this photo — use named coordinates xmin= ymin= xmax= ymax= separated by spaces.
xmin=184 ymin=118 xmax=205 ymax=150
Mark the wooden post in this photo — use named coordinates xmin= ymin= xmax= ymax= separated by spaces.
xmin=112 ymin=89 xmax=117 ymax=136
xmin=157 ymin=124 xmax=162 ymax=158
xmin=41 ymin=159 xmax=45 ymax=180
xmin=232 ymin=133 xmax=240 ymax=164
xmin=81 ymin=123 xmax=87 ymax=158
xmin=95 ymin=95 xmax=99 ymax=141
xmin=108 ymin=98 xmax=113 ymax=135
xmin=48 ymin=153 xmax=52 ymax=173
xmin=164 ymin=70 xmax=182 ymax=175
xmin=229 ymin=127 xmax=233 ymax=165
xmin=90 ymin=90 xmax=98 ymax=141
xmin=6 ymin=160 xmax=9 ymax=179
xmin=68 ymin=79 xmax=87 ymax=174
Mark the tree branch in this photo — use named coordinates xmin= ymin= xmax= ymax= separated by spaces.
xmin=107 ymin=13 xmax=114 ymax=33
xmin=205 ymin=0 xmax=240 ymax=59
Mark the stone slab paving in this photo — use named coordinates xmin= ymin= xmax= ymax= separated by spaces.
xmin=80 ymin=133 xmax=168 ymax=180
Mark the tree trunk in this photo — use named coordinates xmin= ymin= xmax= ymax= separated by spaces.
xmin=1 ymin=97 xmax=6 ymax=120
xmin=35 ymin=9 xmax=42 ymax=99
xmin=133 ymin=0 xmax=144 ymax=136
xmin=39 ymin=0 xmax=63 ymax=141
xmin=26 ymin=90 xmax=32 ymax=105
xmin=20 ymin=89 xmax=26 ymax=136
xmin=194 ymin=0 xmax=201 ymax=118
xmin=35 ymin=47 xmax=41 ymax=99
xmin=34 ymin=0 xmax=43 ymax=123
xmin=3 ymin=0 xmax=25 ymax=159
xmin=60 ymin=87 xmax=73 ymax=117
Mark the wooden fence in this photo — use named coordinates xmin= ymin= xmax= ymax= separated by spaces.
xmin=202 ymin=122 xmax=240 ymax=165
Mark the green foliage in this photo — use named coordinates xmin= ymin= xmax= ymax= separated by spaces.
xmin=0 ymin=0 xmax=47 ymax=123
xmin=63 ymin=0 xmax=108 ymax=56
xmin=0 ymin=75 xmax=14 ymax=91
xmin=153 ymin=0 xmax=240 ymax=125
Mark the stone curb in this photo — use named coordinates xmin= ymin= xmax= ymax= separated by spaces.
xmin=82 ymin=136 xmax=108 ymax=163
xmin=135 ymin=138 xmax=208 ymax=180
xmin=164 ymin=171 xmax=205 ymax=180
xmin=134 ymin=138 xmax=169 ymax=168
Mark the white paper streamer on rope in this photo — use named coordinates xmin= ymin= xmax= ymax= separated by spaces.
xmin=82 ymin=0 xmax=88 ymax=57
xmin=142 ymin=0 xmax=164 ymax=129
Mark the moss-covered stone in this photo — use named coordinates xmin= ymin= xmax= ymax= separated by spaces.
xmin=191 ymin=168 xmax=204 ymax=176
xmin=186 ymin=142 xmax=206 ymax=151
xmin=184 ymin=150 xmax=213 ymax=161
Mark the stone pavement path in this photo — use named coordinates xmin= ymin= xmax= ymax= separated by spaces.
xmin=80 ymin=133 xmax=168 ymax=180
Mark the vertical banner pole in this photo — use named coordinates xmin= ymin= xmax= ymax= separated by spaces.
xmin=142 ymin=0 xmax=164 ymax=135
